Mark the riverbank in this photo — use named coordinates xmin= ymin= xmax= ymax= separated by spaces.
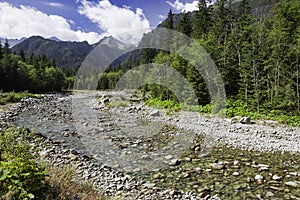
xmin=1 ymin=91 xmax=300 ymax=199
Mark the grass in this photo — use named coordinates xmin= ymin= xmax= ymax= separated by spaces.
xmin=145 ymin=97 xmax=300 ymax=126
xmin=41 ymin=165 xmax=105 ymax=200
xmin=0 ymin=91 xmax=41 ymax=105
xmin=0 ymin=125 xmax=110 ymax=200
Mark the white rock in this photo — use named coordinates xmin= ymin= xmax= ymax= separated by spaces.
xmin=255 ymin=174 xmax=263 ymax=181
xmin=272 ymin=175 xmax=281 ymax=181
xmin=149 ymin=110 xmax=160 ymax=117
xmin=285 ymin=181 xmax=299 ymax=187
xmin=232 ymin=172 xmax=240 ymax=176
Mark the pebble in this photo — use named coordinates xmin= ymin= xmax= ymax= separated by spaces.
xmin=254 ymin=174 xmax=263 ymax=181
xmin=285 ymin=181 xmax=299 ymax=188
xmin=210 ymin=163 xmax=225 ymax=170
xmin=232 ymin=172 xmax=239 ymax=176
xmin=169 ymin=159 xmax=181 ymax=166
xmin=272 ymin=175 xmax=282 ymax=181
xmin=233 ymin=160 xmax=240 ymax=166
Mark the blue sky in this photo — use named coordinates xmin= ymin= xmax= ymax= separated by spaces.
xmin=0 ymin=0 xmax=200 ymax=44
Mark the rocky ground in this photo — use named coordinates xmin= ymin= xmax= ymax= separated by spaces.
xmin=1 ymin=91 xmax=300 ymax=199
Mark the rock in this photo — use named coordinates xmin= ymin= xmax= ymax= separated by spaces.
xmin=272 ymin=175 xmax=282 ymax=181
xmin=99 ymin=98 xmax=109 ymax=105
xmin=264 ymin=120 xmax=279 ymax=125
xmin=233 ymin=160 xmax=240 ymax=166
xmin=258 ymin=164 xmax=269 ymax=168
xmin=68 ymin=153 xmax=77 ymax=160
xmin=169 ymin=159 xmax=181 ymax=166
xmin=194 ymin=167 xmax=202 ymax=172
xmin=165 ymin=155 xmax=173 ymax=160
xmin=230 ymin=116 xmax=241 ymax=124
xmin=210 ymin=163 xmax=225 ymax=170
xmin=153 ymin=173 xmax=163 ymax=179
xmin=239 ymin=116 xmax=251 ymax=124
xmin=266 ymin=191 xmax=274 ymax=198
xmin=288 ymin=172 xmax=298 ymax=176
xmin=143 ymin=183 xmax=156 ymax=189
xmin=232 ymin=172 xmax=240 ymax=176
xmin=116 ymin=184 xmax=124 ymax=190
xmin=149 ymin=110 xmax=160 ymax=117
xmin=254 ymin=174 xmax=263 ymax=181
xmin=258 ymin=167 xmax=269 ymax=172
xmin=285 ymin=181 xmax=299 ymax=188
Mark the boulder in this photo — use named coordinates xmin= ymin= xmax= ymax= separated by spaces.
xmin=239 ymin=117 xmax=251 ymax=124
xmin=149 ymin=110 xmax=160 ymax=117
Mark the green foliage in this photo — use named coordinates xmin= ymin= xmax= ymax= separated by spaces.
xmin=0 ymin=42 xmax=68 ymax=92
xmin=145 ymin=98 xmax=181 ymax=114
xmin=224 ymin=99 xmax=300 ymax=126
xmin=0 ymin=91 xmax=40 ymax=105
xmin=0 ymin=161 xmax=46 ymax=199
xmin=0 ymin=127 xmax=47 ymax=199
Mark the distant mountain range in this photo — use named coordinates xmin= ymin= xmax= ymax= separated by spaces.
xmin=0 ymin=37 xmax=27 ymax=48
xmin=11 ymin=35 xmax=129 ymax=70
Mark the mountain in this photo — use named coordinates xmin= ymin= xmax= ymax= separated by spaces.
xmin=47 ymin=36 xmax=61 ymax=42
xmin=11 ymin=35 xmax=132 ymax=70
xmin=0 ymin=37 xmax=27 ymax=48
xmin=12 ymin=36 xmax=93 ymax=70
xmin=93 ymin=36 xmax=132 ymax=50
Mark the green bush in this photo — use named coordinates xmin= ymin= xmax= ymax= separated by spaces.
xmin=0 ymin=127 xmax=47 ymax=199
xmin=145 ymin=97 xmax=300 ymax=126
xmin=0 ymin=91 xmax=40 ymax=105
xmin=0 ymin=160 xmax=47 ymax=199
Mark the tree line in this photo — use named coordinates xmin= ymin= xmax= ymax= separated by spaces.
xmin=0 ymin=41 xmax=70 ymax=92
xmin=98 ymin=0 xmax=300 ymax=116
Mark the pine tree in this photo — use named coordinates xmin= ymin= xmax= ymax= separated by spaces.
xmin=177 ymin=12 xmax=192 ymax=36
xmin=166 ymin=9 xmax=174 ymax=30
xmin=192 ymin=0 xmax=211 ymax=39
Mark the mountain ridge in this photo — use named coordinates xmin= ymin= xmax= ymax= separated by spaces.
xmin=11 ymin=35 xmax=130 ymax=70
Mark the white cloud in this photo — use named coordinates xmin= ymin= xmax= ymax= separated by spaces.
xmin=166 ymin=0 xmax=198 ymax=12
xmin=0 ymin=2 xmax=102 ymax=44
xmin=78 ymin=0 xmax=151 ymax=44
xmin=44 ymin=2 xmax=64 ymax=8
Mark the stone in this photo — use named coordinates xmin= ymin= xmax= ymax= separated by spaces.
xmin=285 ymin=181 xmax=299 ymax=188
xmin=68 ymin=153 xmax=77 ymax=160
xmin=230 ymin=116 xmax=241 ymax=124
xmin=254 ymin=174 xmax=263 ymax=181
xmin=239 ymin=116 xmax=251 ymax=124
xmin=266 ymin=191 xmax=274 ymax=198
xmin=288 ymin=172 xmax=298 ymax=176
xmin=116 ymin=184 xmax=124 ymax=190
xmin=272 ymin=175 xmax=282 ymax=181
xmin=258 ymin=167 xmax=269 ymax=172
xmin=258 ymin=164 xmax=269 ymax=168
xmin=210 ymin=163 xmax=225 ymax=170
xmin=169 ymin=159 xmax=181 ymax=166
xmin=143 ymin=183 xmax=156 ymax=189
xmin=149 ymin=110 xmax=160 ymax=117
xmin=165 ymin=155 xmax=173 ymax=160
xmin=153 ymin=173 xmax=163 ymax=179
xmin=232 ymin=172 xmax=240 ymax=176
xmin=233 ymin=160 xmax=240 ymax=166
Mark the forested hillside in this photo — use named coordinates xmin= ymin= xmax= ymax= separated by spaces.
xmin=0 ymin=40 xmax=67 ymax=92
xmin=99 ymin=0 xmax=300 ymax=118
xmin=11 ymin=36 xmax=93 ymax=72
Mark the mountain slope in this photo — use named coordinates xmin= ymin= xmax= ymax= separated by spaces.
xmin=11 ymin=36 xmax=133 ymax=71
xmin=11 ymin=36 xmax=93 ymax=70
xmin=0 ymin=37 xmax=27 ymax=48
